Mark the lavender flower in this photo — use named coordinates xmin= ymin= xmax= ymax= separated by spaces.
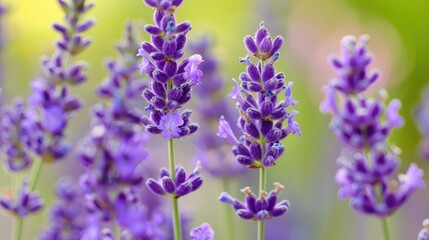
xmin=77 ymin=23 xmax=151 ymax=234
xmin=219 ymin=183 xmax=290 ymax=221
xmin=22 ymin=0 xmax=94 ymax=163
xmin=321 ymin=35 xmax=425 ymax=219
xmin=190 ymin=223 xmax=215 ymax=240
xmin=138 ymin=0 xmax=203 ymax=140
xmin=189 ymin=37 xmax=245 ymax=178
xmin=40 ymin=178 xmax=86 ymax=240
xmin=418 ymin=219 xmax=429 ymax=240
xmin=0 ymin=182 xmax=43 ymax=217
xmin=0 ymin=99 xmax=33 ymax=171
xmin=146 ymin=162 xmax=203 ymax=198
xmin=415 ymin=86 xmax=429 ymax=160
xmin=218 ymin=22 xmax=300 ymax=169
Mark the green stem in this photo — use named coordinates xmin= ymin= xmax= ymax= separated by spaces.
xmin=257 ymin=136 xmax=267 ymax=240
xmin=13 ymin=217 xmax=22 ymax=240
xmin=381 ymin=218 xmax=390 ymax=240
xmin=258 ymin=166 xmax=266 ymax=240
xmin=30 ymin=159 xmax=43 ymax=191
xmin=222 ymin=180 xmax=235 ymax=240
xmin=168 ymin=139 xmax=182 ymax=240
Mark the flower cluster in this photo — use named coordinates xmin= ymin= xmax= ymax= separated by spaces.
xmin=219 ymin=182 xmax=290 ymax=221
xmin=188 ymin=37 xmax=244 ymax=179
xmin=190 ymin=223 xmax=215 ymax=240
xmin=415 ymin=86 xmax=429 ymax=160
xmin=77 ymin=23 xmax=153 ymax=235
xmin=24 ymin=0 xmax=94 ymax=162
xmin=138 ymin=0 xmax=203 ymax=140
xmin=218 ymin=23 xmax=297 ymax=230
xmin=218 ymin=22 xmax=300 ymax=169
xmin=40 ymin=178 xmax=85 ymax=240
xmin=146 ymin=162 xmax=203 ymax=198
xmin=321 ymin=35 xmax=425 ymax=217
xmin=0 ymin=182 xmax=43 ymax=218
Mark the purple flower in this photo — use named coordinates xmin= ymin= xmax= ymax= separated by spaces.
xmin=328 ymin=35 xmax=379 ymax=95
xmin=190 ymin=223 xmax=214 ymax=240
xmin=138 ymin=1 xmax=201 ymax=139
xmin=415 ymin=86 xmax=429 ymax=160
xmin=418 ymin=219 xmax=429 ymax=240
xmin=184 ymin=54 xmax=203 ymax=85
xmin=0 ymin=99 xmax=33 ymax=171
xmin=158 ymin=111 xmax=184 ymax=140
xmin=0 ymin=182 xmax=43 ymax=217
xmin=322 ymin=35 xmax=424 ymax=218
xmin=220 ymin=22 xmax=300 ymax=169
xmin=217 ymin=115 xmax=240 ymax=145
xmin=219 ymin=183 xmax=290 ymax=221
xmin=40 ymin=178 xmax=86 ymax=240
xmin=146 ymin=162 xmax=203 ymax=198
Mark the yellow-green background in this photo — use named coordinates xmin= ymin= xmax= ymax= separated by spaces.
xmin=1 ymin=0 xmax=429 ymax=239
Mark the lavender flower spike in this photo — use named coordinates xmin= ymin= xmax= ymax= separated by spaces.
xmin=219 ymin=182 xmax=290 ymax=221
xmin=190 ymin=223 xmax=215 ymax=240
xmin=322 ymin=35 xmax=424 ymax=239
xmin=139 ymin=0 xmax=203 ymax=140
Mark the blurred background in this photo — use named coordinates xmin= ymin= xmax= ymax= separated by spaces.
xmin=1 ymin=0 xmax=429 ymax=239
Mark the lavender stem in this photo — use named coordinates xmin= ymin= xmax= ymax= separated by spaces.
xmin=13 ymin=217 xmax=22 ymax=240
xmin=222 ymin=179 xmax=235 ymax=240
xmin=258 ymin=137 xmax=267 ymax=240
xmin=168 ymin=139 xmax=182 ymax=240
xmin=30 ymin=159 xmax=43 ymax=191
xmin=381 ymin=218 xmax=390 ymax=240
xmin=258 ymin=166 xmax=266 ymax=240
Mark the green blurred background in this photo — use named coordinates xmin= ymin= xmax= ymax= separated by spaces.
xmin=1 ymin=0 xmax=429 ymax=239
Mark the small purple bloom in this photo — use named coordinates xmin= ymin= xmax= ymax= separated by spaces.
xmin=0 ymin=182 xmax=43 ymax=217
xmin=418 ymin=219 xmax=429 ymax=240
xmin=184 ymin=54 xmax=203 ymax=85
xmin=219 ymin=183 xmax=290 ymax=221
xmin=190 ymin=223 xmax=215 ymax=240
xmin=217 ymin=115 xmax=240 ymax=145
xmin=158 ymin=111 xmax=184 ymax=140
xmin=146 ymin=162 xmax=203 ymax=198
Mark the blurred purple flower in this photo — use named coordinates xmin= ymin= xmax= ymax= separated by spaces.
xmin=190 ymin=223 xmax=214 ymax=240
xmin=184 ymin=54 xmax=203 ymax=85
xmin=415 ymin=86 xmax=429 ymax=160
xmin=0 ymin=182 xmax=43 ymax=217
xmin=418 ymin=219 xmax=429 ymax=240
xmin=322 ymin=35 xmax=424 ymax=218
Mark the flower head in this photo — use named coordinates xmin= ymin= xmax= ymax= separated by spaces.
xmin=190 ymin=223 xmax=215 ymax=240
xmin=184 ymin=54 xmax=204 ymax=85
xmin=158 ymin=111 xmax=184 ymax=140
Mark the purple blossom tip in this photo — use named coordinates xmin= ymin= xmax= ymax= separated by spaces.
xmin=386 ymin=99 xmax=404 ymax=128
xmin=217 ymin=115 xmax=239 ymax=145
xmin=190 ymin=223 xmax=215 ymax=240
xmin=184 ymin=54 xmax=204 ymax=85
xmin=218 ymin=192 xmax=235 ymax=205
xmin=158 ymin=111 xmax=184 ymax=140
xmin=399 ymin=163 xmax=425 ymax=190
